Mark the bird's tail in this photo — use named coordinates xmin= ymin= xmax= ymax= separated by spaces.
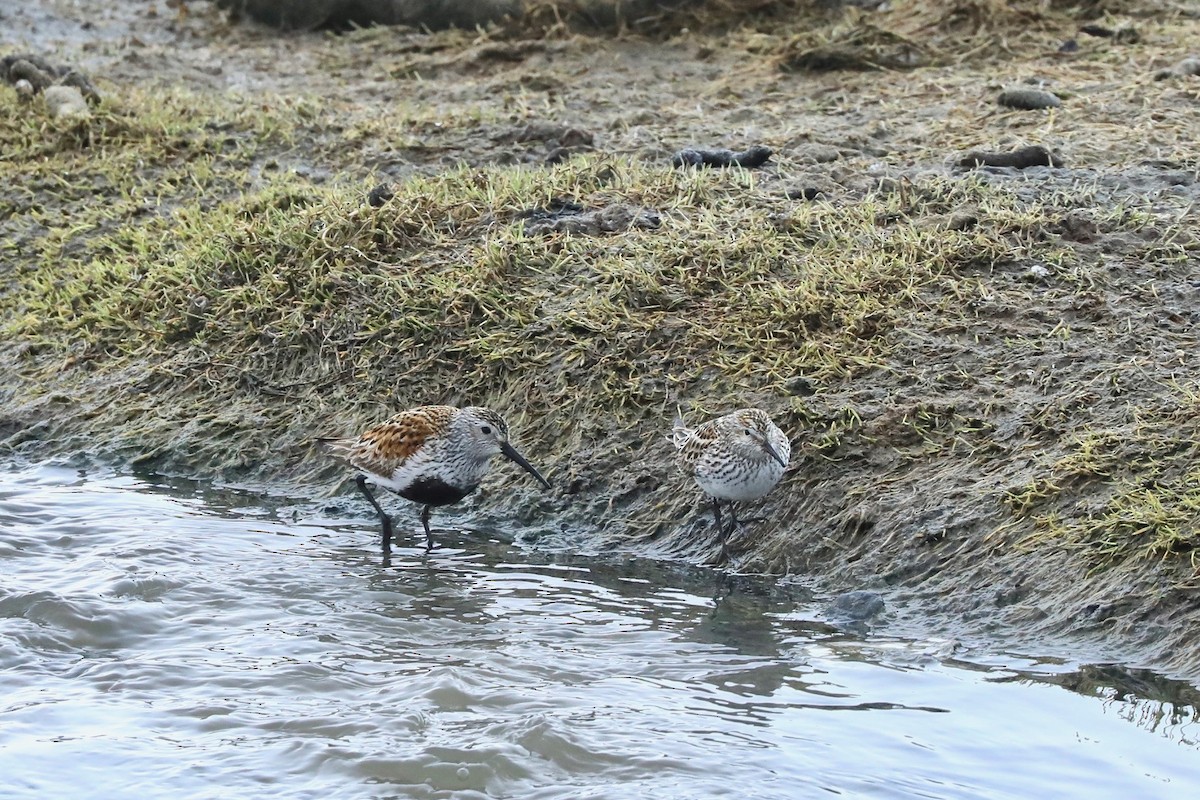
xmin=670 ymin=416 xmax=693 ymax=450
xmin=315 ymin=436 xmax=353 ymax=460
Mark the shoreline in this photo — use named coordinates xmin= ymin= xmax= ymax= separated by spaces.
xmin=3 ymin=0 xmax=1198 ymax=677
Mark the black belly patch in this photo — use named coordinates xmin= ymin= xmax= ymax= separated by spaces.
xmin=399 ymin=477 xmax=471 ymax=506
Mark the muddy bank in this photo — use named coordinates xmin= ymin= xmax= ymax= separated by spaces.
xmin=2 ymin=0 xmax=1200 ymax=676
xmin=214 ymin=0 xmax=521 ymax=31
xmin=212 ymin=0 xmax=698 ymax=30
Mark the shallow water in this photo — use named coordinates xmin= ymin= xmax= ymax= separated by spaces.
xmin=2 ymin=463 xmax=1199 ymax=799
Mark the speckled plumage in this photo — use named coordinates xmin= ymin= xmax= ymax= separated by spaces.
xmin=321 ymin=405 xmax=550 ymax=551
xmin=673 ymin=408 xmax=791 ymax=563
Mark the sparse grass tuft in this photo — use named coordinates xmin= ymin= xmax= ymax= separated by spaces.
xmin=1011 ymin=391 xmax=1200 ymax=570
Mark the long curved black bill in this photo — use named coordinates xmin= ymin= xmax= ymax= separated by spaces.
xmin=500 ymin=441 xmax=552 ymax=490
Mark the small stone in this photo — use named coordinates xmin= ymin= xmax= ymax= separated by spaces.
xmin=8 ymin=58 xmax=54 ymax=92
xmin=785 ymin=375 xmax=815 ymax=396
xmin=367 ymin=182 xmax=393 ymax=208
xmin=826 ymin=590 xmax=885 ymax=622
xmin=14 ymin=78 xmax=34 ymax=100
xmin=958 ymin=145 xmax=1063 ymax=170
xmin=1025 ymin=263 xmax=1051 ymax=281
xmin=671 ymin=145 xmax=772 ymax=169
xmin=785 ymin=186 xmax=824 ymax=201
xmin=1079 ymin=24 xmax=1140 ymax=44
xmin=1173 ymin=57 xmax=1200 ymax=77
xmin=998 ymin=88 xmax=1061 ymax=110
xmin=44 ymin=85 xmax=90 ymax=121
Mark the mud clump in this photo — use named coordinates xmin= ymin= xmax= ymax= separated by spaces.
xmin=778 ymin=25 xmax=928 ymax=72
xmin=827 ymin=590 xmax=886 ymax=623
xmin=1078 ymin=24 xmax=1140 ymax=44
xmin=215 ymin=0 xmax=522 ymax=30
xmin=367 ymin=182 xmax=395 ymax=208
xmin=518 ymin=200 xmax=662 ymax=236
xmin=1155 ymin=56 xmax=1200 ymax=80
xmin=958 ymin=145 xmax=1063 ymax=169
xmin=503 ymin=122 xmax=596 ymax=165
xmin=672 ymin=145 xmax=772 ymax=169
xmin=1 ymin=53 xmax=100 ymax=102
xmin=997 ymin=88 xmax=1062 ymax=110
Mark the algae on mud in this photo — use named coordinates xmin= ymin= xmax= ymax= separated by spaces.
xmin=2 ymin=0 xmax=1200 ymax=675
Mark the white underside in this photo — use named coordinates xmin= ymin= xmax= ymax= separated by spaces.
xmin=370 ymin=448 xmax=486 ymax=494
xmin=695 ymin=461 xmax=785 ymax=502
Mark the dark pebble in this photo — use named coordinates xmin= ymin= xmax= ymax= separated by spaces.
xmin=1079 ymin=24 xmax=1139 ymax=44
xmin=367 ymin=182 xmax=394 ymax=208
xmin=1174 ymin=57 xmax=1200 ymax=77
xmin=826 ymin=590 xmax=885 ymax=622
xmin=958 ymin=145 xmax=1063 ymax=170
xmin=1079 ymin=23 xmax=1114 ymax=38
xmin=517 ymin=197 xmax=584 ymax=222
xmin=786 ymin=186 xmax=824 ymax=201
xmin=7 ymin=58 xmax=54 ymax=92
xmin=672 ymin=145 xmax=772 ymax=169
xmin=997 ymin=88 xmax=1061 ymax=110
xmin=785 ymin=375 xmax=815 ymax=396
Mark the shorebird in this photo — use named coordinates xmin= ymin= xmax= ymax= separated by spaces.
xmin=673 ymin=408 xmax=791 ymax=563
xmin=320 ymin=405 xmax=551 ymax=551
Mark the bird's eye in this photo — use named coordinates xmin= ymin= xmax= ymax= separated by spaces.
xmin=744 ymin=427 xmax=753 ymax=436
xmin=481 ymin=425 xmax=492 ymax=435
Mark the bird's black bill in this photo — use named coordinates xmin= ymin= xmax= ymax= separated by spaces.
xmin=500 ymin=441 xmax=552 ymax=490
xmin=761 ymin=439 xmax=788 ymax=469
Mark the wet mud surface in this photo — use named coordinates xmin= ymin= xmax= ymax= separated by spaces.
xmin=3 ymin=1 xmax=1200 ymax=676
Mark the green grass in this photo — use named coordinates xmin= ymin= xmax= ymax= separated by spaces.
xmin=1 ymin=33 xmax=1197 ymax=576
xmin=1007 ymin=389 xmax=1200 ymax=569
xmin=5 ymin=125 xmax=1034 ymax=423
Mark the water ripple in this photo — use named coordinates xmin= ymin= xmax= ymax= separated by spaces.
xmin=1 ymin=464 xmax=1199 ymax=799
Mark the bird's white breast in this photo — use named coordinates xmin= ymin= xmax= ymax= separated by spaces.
xmin=373 ymin=443 xmax=491 ymax=495
xmin=695 ymin=456 xmax=786 ymax=502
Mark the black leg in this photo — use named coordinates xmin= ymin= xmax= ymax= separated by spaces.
xmin=714 ymin=499 xmax=734 ymax=565
xmin=356 ymin=474 xmax=393 ymax=551
xmin=728 ymin=502 xmax=741 ymax=532
xmin=420 ymin=505 xmax=434 ymax=551
xmin=726 ymin=504 xmax=768 ymax=562
xmin=711 ymin=570 xmax=734 ymax=607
